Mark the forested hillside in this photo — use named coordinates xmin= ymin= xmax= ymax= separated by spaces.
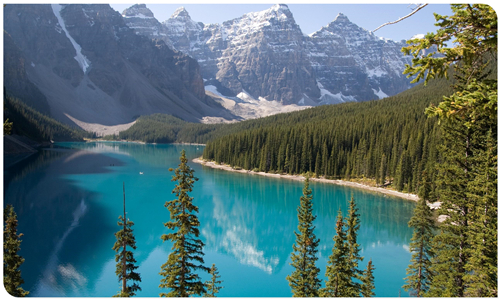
xmin=202 ymin=76 xmax=455 ymax=194
xmin=4 ymin=95 xmax=91 ymax=142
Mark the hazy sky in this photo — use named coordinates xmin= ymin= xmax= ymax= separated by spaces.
xmin=109 ymin=2 xmax=454 ymax=42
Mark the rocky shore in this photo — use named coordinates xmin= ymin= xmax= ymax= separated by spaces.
xmin=192 ymin=158 xmax=420 ymax=202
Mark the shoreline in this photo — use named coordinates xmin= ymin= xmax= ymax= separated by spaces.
xmin=192 ymin=158 xmax=420 ymax=202
xmin=84 ymin=139 xmax=207 ymax=146
xmin=172 ymin=142 xmax=206 ymax=146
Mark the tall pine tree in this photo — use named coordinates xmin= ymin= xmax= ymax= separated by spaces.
xmin=203 ymin=264 xmax=223 ymax=297
xmin=402 ymin=195 xmax=435 ymax=296
xmin=346 ymin=196 xmax=363 ymax=296
xmin=3 ymin=204 xmax=29 ymax=297
xmin=159 ymin=150 xmax=209 ymax=297
xmin=321 ymin=209 xmax=353 ymax=297
xmin=286 ymin=176 xmax=321 ymax=297
xmin=112 ymin=183 xmax=141 ymax=297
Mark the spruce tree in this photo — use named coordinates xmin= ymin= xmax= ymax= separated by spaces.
xmin=203 ymin=264 xmax=223 ymax=297
xmin=286 ymin=177 xmax=321 ymax=297
xmin=402 ymin=195 xmax=436 ymax=296
xmin=321 ymin=209 xmax=353 ymax=297
xmin=360 ymin=259 xmax=375 ymax=297
xmin=3 ymin=205 xmax=29 ymax=297
xmin=112 ymin=183 xmax=141 ymax=297
xmin=464 ymin=129 xmax=497 ymax=297
xmin=378 ymin=154 xmax=387 ymax=186
xmin=425 ymin=107 xmax=474 ymax=297
xmin=346 ymin=196 xmax=363 ymax=296
xmin=159 ymin=150 xmax=209 ymax=297
xmin=403 ymin=4 xmax=497 ymax=297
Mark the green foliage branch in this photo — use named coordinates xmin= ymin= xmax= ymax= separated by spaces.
xmin=403 ymin=4 xmax=497 ymax=297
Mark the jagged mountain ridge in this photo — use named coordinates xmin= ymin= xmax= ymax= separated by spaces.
xmin=3 ymin=4 xmax=236 ymax=131
xmin=123 ymin=4 xmax=415 ymax=105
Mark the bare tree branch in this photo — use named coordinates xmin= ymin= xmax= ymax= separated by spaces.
xmin=372 ymin=4 xmax=429 ymax=32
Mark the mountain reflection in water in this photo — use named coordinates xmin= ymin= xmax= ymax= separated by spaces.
xmin=3 ymin=142 xmax=414 ymax=297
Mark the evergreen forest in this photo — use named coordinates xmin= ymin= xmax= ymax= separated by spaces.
xmin=202 ymin=76 xmax=454 ymax=194
xmin=4 ymin=94 xmax=91 ymax=142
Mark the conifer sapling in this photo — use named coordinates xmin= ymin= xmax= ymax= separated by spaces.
xmin=3 ymin=204 xmax=29 ymax=297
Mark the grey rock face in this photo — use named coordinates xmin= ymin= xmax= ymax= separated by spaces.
xmin=162 ymin=7 xmax=222 ymax=85
xmin=161 ymin=4 xmax=320 ymax=105
xmin=4 ymin=4 xmax=235 ymax=127
xmin=156 ymin=4 xmax=414 ymax=105
xmin=121 ymin=4 xmax=172 ymax=47
xmin=214 ymin=4 xmax=320 ymax=105
xmin=308 ymin=13 xmax=412 ymax=103
xmin=4 ymin=30 xmax=51 ymax=115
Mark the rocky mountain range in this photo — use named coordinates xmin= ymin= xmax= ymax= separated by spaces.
xmin=4 ymin=3 xmax=418 ymax=131
xmin=3 ymin=4 xmax=235 ymax=132
xmin=124 ymin=4 xmax=415 ymax=106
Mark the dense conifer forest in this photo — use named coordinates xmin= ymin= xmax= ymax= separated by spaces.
xmin=4 ymin=94 xmax=90 ymax=142
xmin=201 ymin=77 xmax=454 ymax=194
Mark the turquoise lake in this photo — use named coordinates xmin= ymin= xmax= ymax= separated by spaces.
xmin=4 ymin=142 xmax=416 ymax=297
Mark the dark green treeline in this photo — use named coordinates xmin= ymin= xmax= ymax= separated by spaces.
xmin=4 ymin=94 xmax=91 ymax=142
xmin=203 ymin=78 xmax=453 ymax=194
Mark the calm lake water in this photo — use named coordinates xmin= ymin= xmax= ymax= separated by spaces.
xmin=4 ymin=142 xmax=415 ymax=297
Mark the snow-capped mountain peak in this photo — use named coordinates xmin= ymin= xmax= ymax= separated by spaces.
xmin=122 ymin=4 xmax=155 ymax=19
xmin=153 ymin=4 xmax=414 ymax=106
xmin=260 ymin=3 xmax=293 ymax=21
xmin=326 ymin=12 xmax=365 ymax=33
xmin=333 ymin=12 xmax=350 ymax=23
xmin=170 ymin=7 xmax=192 ymax=20
xmin=163 ymin=6 xmax=203 ymax=37
xmin=120 ymin=4 xmax=171 ymax=46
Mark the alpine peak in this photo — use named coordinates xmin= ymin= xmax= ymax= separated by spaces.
xmin=122 ymin=4 xmax=155 ymax=18
xmin=271 ymin=4 xmax=290 ymax=11
xmin=171 ymin=7 xmax=191 ymax=19
xmin=333 ymin=12 xmax=351 ymax=23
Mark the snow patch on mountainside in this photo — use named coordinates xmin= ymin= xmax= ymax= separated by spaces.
xmin=315 ymin=81 xmax=356 ymax=105
xmin=204 ymin=85 xmax=222 ymax=96
xmin=205 ymin=85 xmax=309 ymax=120
xmin=123 ymin=13 xmax=153 ymax=19
xmin=318 ymin=92 xmax=356 ymax=105
xmin=367 ymin=66 xmax=388 ymax=78
xmin=51 ymin=4 xmax=91 ymax=73
xmin=372 ymin=88 xmax=389 ymax=99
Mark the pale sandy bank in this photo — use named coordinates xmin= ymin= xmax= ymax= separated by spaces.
xmin=192 ymin=158 xmax=420 ymax=202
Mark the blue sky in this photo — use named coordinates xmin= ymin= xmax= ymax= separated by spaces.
xmin=109 ymin=2 xmax=454 ymax=42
